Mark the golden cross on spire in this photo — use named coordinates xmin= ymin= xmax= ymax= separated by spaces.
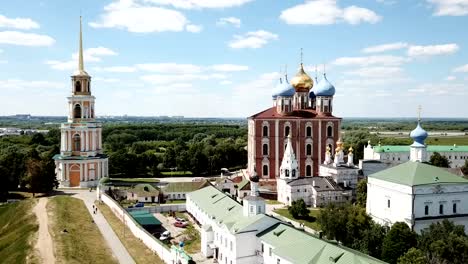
xmin=300 ymin=48 xmax=303 ymax=65
xmin=418 ymin=105 xmax=422 ymax=122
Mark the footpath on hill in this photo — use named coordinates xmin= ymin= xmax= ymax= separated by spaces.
xmin=33 ymin=198 xmax=56 ymax=264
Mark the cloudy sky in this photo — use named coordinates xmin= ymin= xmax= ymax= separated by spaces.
xmin=1 ymin=0 xmax=468 ymax=118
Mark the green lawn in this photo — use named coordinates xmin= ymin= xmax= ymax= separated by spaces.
xmin=96 ymin=202 xmax=164 ymax=264
xmin=163 ymin=200 xmax=186 ymax=204
xmin=110 ymin=178 xmax=160 ymax=183
xmin=161 ymin=171 xmax=193 ymax=176
xmin=426 ymin=136 xmax=468 ymax=145
xmin=0 ymin=200 xmax=38 ymax=264
xmin=47 ymin=196 xmax=117 ymax=264
xmin=179 ymin=225 xmax=200 ymax=254
xmin=274 ymin=208 xmax=321 ymax=231
xmin=265 ymin=199 xmax=282 ymax=205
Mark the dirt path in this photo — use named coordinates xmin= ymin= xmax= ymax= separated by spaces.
xmin=33 ymin=198 xmax=55 ymax=264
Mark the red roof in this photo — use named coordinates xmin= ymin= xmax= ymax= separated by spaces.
xmin=249 ymin=107 xmax=341 ymax=120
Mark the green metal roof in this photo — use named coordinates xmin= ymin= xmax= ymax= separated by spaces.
xmin=163 ymin=180 xmax=209 ymax=193
xmin=258 ymin=223 xmax=386 ymax=264
xmin=188 ymin=186 xmax=272 ymax=234
xmin=237 ymin=178 xmax=251 ymax=191
xmin=374 ymin=145 xmax=468 ymax=153
xmin=128 ymin=184 xmax=159 ymax=197
xmin=369 ymin=161 xmax=468 ymax=186
xmin=129 ymin=211 xmax=162 ymax=226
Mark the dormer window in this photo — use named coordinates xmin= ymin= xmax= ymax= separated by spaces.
xmin=285 ymin=169 xmax=289 ymax=177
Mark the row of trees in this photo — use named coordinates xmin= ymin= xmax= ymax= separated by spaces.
xmin=317 ymin=203 xmax=468 ymax=264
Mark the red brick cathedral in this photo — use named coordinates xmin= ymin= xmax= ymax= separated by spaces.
xmin=248 ymin=63 xmax=341 ymax=179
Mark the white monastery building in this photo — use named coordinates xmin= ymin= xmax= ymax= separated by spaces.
xmin=187 ymin=176 xmax=385 ymax=264
xmin=367 ymin=120 xmax=468 ymax=233
xmin=53 ymin=17 xmax=108 ymax=187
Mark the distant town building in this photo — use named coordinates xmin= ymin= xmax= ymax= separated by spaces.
xmin=162 ymin=180 xmax=210 ymax=201
xmin=126 ymin=184 xmax=160 ymax=203
xmin=53 ymin=17 xmax=108 ymax=187
xmin=367 ymin=120 xmax=468 ymax=233
xmin=248 ymin=62 xmax=341 ymax=180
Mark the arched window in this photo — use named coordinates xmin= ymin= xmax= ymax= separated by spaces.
xmin=327 ymin=126 xmax=333 ymax=137
xmin=285 ymin=169 xmax=289 ymax=177
xmin=285 ymin=126 xmax=290 ymax=137
xmin=306 ymin=144 xmax=312 ymax=156
xmin=439 ymin=204 xmax=444 ymax=214
xmin=292 ymin=169 xmax=296 ymax=177
xmin=425 ymin=205 xmax=429 ymax=215
xmin=262 ymin=144 xmax=268 ymax=156
xmin=263 ymin=126 xmax=268 ymax=137
xmin=306 ymin=165 xmax=311 ymax=176
xmin=263 ymin=165 xmax=268 ymax=176
xmin=453 ymin=203 xmax=457 ymax=213
xmin=87 ymin=81 xmax=91 ymax=93
xmin=73 ymin=104 xmax=82 ymax=118
xmin=75 ymin=81 xmax=81 ymax=92
xmin=306 ymin=126 xmax=312 ymax=137
xmin=73 ymin=134 xmax=81 ymax=151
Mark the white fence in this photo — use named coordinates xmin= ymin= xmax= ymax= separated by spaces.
xmin=127 ymin=204 xmax=186 ymax=214
xmin=100 ymin=192 xmax=192 ymax=264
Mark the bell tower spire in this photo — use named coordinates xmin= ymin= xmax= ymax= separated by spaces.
xmin=79 ymin=16 xmax=85 ymax=73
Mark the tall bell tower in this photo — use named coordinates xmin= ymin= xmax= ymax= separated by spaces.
xmin=54 ymin=17 xmax=109 ymax=187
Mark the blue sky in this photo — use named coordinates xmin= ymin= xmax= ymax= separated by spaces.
xmin=1 ymin=0 xmax=468 ymax=118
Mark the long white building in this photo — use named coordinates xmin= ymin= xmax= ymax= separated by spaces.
xmin=187 ymin=176 xmax=385 ymax=264
xmin=367 ymin=120 xmax=468 ymax=233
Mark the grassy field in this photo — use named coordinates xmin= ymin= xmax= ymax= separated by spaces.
xmin=426 ymin=136 xmax=468 ymax=145
xmin=265 ymin=199 xmax=282 ymax=205
xmin=96 ymin=202 xmax=164 ymax=264
xmin=274 ymin=208 xmax=321 ymax=231
xmin=47 ymin=196 xmax=117 ymax=264
xmin=180 ymin=225 xmax=200 ymax=254
xmin=0 ymin=200 xmax=38 ymax=264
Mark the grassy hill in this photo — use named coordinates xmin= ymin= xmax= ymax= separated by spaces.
xmin=0 ymin=200 xmax=38 ymax=263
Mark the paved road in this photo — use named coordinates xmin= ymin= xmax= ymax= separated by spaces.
xmin=59 ymin=190 xmax=135 ymax=264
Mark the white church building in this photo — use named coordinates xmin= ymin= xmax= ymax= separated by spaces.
xmin=367 ymin=120 xmax=468 ymax=233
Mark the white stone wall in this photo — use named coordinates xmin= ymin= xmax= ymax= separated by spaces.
xmin=319 ymin=165 xmax=359 ymax=188
xmin=366 ymin=178 xmax=414 ymax=228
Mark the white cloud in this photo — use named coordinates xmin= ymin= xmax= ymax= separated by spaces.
xmin=446 ymin=76 xmax=456 ymax=81
xmin=428 ymin=0 xmax=468 ymax=16
xmin=280 ymin=0 xmax=381 ymax=25
xmin=90 ymin=0 xmax=189 ymax=33
xmin=333 ymin=55 xmax=410 ymax=67
xmin=186 ymin=24 xmax=203 ymax=33
xmin=211 ymin=64 xmax=248 ymax=72
xmin=0 ymin=14 xmax=40 ymax=30
xmin=407 ymin=44 xmax=459 ymax=57
xmin=136 ymin=63 xmax=202 ymax=74
xmin=93 ymin=66 xmax=137 ymax=73
xmin=220 ymin=80 xmax=233 ymax=85
xmin=94 ymin=77 xmax=121 ymax=83
xmin=409 ymin=83 xmax=467 ymax=96
xmin=216 ymin=17 xmax=241 ymax=27
xmin=0 ymin=31 xmax=55 ymax=46
xmin=145 ymin=0 xmax=253 ymax=9
xmin=362 ymin=42 xmax=409 ymax=53
xmin=345 ymin=66 xmax=403 ymax=78
xmin=0 ymin=79 xmax=65 ymax=90
xmin=453 ymin=64 xmax=468 ymax=73
xmin=46 ymin=47 xmax=117 ymax=70
xmin=141 ymin=73 xmax=227 ymax=84
xmin=229 ymin=30 xmax=278 ymax=49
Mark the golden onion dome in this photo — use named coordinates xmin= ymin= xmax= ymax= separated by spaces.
xmin=290 ymin=63 xmax=313 ymax=92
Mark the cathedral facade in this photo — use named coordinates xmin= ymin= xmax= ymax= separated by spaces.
xmin=53 ymin=18 xmax=108 ymax=187
xmin=247 ymin=63 xmax=341 ymax=180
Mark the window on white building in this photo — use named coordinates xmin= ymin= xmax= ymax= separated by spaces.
xmin=387 ymin=199 xmax=391 ymax=208
xmin=269 ymin=247 xmax=272 ymax=256
xmin=230 ymin=241 xmax=232 ymax=251
xmin=261 ymin=243 xmax=264 ymax=253
xmin=453 ymin=203 xmax=457 ymax=214
xmin=425 ymin=205 xmax=429 ymax=215
xmin=277 ymin=258 xmax=281 ymax=264
xmin=440 ymin=204 xmax=444 ymax=214
xmin=250 ymin=205 xmax=254 ymax=213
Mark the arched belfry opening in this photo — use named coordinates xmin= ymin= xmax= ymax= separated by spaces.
xmin=72 ymin=134 xmax=81 ymax=152
xmin=73 ymin=104 xmax=82 ymax=118
xmin=75 ymin=81 xmax=81 ymax=93
xmin=87 ymin=81 xmax=91 ymax=93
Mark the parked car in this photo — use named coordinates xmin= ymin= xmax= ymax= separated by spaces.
xmin=175 ymin=217 xmax=185 ymax=222
xmin=159 ymin=231 xmax=171 ymax=241
xmin=174 ymin=221 xmax=188 ymax=228
xmin=135 ymin=202 xmax=144 ymax=208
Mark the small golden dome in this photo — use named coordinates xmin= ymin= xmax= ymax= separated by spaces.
xmin=291 ymin=63 xmax=313 ymax=92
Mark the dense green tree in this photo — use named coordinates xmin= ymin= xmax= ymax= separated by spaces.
xmin=356 ymin=179 xmax=367 ymax=207
xmin=21 ymin=148 xmax=58 ymax=196
xmin=343 ymin=130 xmax=379 ymax=161
xmin=31 ymin=133 xmax=46 ymax=145
xmin=429 ymin=152 xmax=450 ymax=168
xmin=359 ymin=222 xmax=388 ymax=258
xmin=382 ymin=222 xmax=418 ymax=264
xmin=418 ymin=219 xmax=468 ymax=264
xmin=397 ymin=248 xmax=427 ymax=264
xmin=461 ymin=159 xmax=468 ymax=176
xmin=288 ymin=199 xmax=310 ymax=219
